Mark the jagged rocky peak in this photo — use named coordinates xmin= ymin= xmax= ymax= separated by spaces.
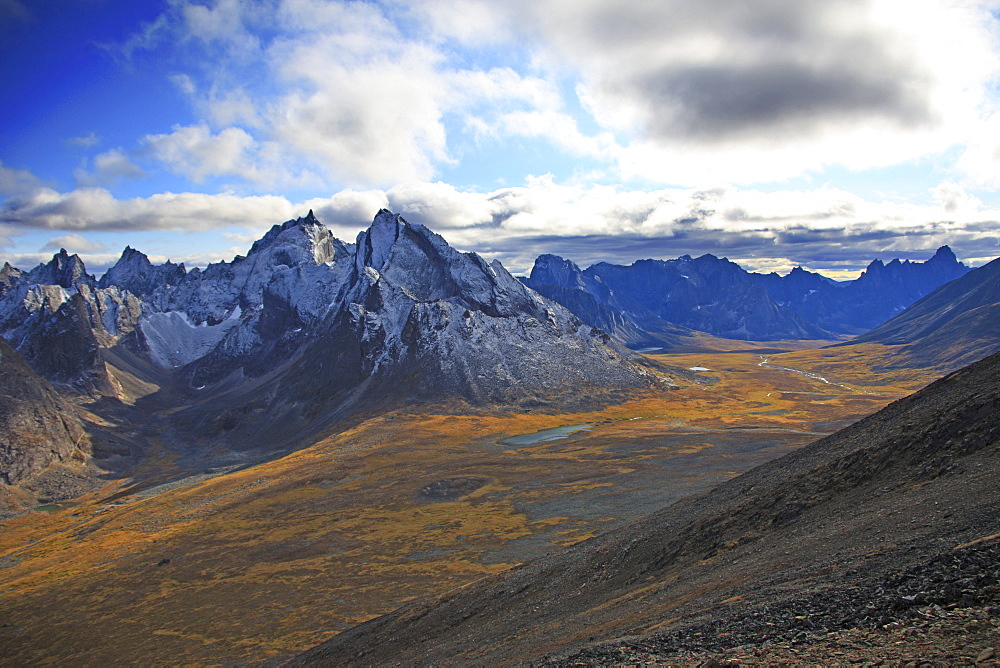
xmin=0 ymin=263 xmax=24 ymax=297
xmin=25 ymin=249 xmax=95 ymax=289
xmin=924 ymin=245 xmax=966 ymax=278
xmin=357 ymin=208 xmax=408 ymax=272
xmin=784 ymin=265 xmax=833 ymax=286
xmin=862 ymin=246 xmax=964 ymax=276
xmin=929 ymin=245 xmax=958 ymax=264
xmin=864 ymin=258 xmax=885 ymax=273
xmin=248 ymin=209 xmax=349 ymax=266
xmin=0 ymin=262 xmax=22 ymax=280
xmin=354 ymin=209 xmax=537 ymax=316
xmin=528 ymin=254 xmax=587 ymax=290
xmin=98 ymin=246 xmax=186 ymax=296
xmin=856 ymin=246 xmax=970 ymax=296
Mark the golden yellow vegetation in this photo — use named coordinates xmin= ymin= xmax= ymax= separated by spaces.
xmin=0 ymin=341 xmax=935 ymax=663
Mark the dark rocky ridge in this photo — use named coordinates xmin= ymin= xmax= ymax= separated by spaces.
xmin=755 ymin=245 xmax=969 ymax=333
xmin=525 ymin=252 xmax=829 ymax=343
xmin=292 ymin=350 xmax=1000 ymax=666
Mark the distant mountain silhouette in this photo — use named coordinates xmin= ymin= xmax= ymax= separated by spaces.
xmin=847 ymin=256 xmax=1000 ymax=372
xmin=524 ymin=247 xmax=969 ymax=345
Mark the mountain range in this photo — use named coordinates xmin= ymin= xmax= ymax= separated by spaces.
xmin=1 ymin=211 xmax=997 ymax=496
xmin=0 ymin=211 xmax=672 ymax=499
xmin=0 ymin=211 xmax=666 ymax=403
xmin=523 ymin=246 xmax=969 ymax=345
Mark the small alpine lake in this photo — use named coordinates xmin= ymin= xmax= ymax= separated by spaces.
xmin=499 ymin=424 xmax=593 ymax=446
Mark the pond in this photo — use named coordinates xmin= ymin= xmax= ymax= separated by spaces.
xmin=499 ymin=424 xmax=593 ymax=446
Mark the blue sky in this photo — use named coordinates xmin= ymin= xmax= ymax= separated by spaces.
xmin=2 ymin=0 xmax=1000 ymax=278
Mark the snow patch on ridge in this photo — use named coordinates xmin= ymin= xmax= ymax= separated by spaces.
xmin=141 ymin=307 xmax=242 ymax=368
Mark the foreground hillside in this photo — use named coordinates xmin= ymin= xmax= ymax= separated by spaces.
xmin=293 ymin=350 xmax=1000 ymax=666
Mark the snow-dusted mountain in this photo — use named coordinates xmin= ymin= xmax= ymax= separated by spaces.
xmin=0 ymin=211 xmax=667 ymax=445
xmin=0 ymin=252 xmax=141 ymax=389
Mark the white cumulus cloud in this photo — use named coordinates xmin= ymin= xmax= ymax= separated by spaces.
xmin=74 ymin=148 xmax=147 ymax=187
xmin=40 ymin=233 xmax=109 ymax=254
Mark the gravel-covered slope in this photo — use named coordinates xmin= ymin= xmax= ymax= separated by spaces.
xmin=291 ymin=350 xmax=1000 ymax=666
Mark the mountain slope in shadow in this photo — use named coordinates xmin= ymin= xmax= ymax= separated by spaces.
xmin=846 ymin=256 xmax=1000 ymax=373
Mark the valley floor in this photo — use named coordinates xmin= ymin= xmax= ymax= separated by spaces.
xmin=0 ymin=342 xmax=938 ymax=663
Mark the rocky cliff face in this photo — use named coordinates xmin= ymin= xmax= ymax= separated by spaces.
xmin=0 ymin=337 xmax=87 ymax=486
xmin=0 ymin=271 xmax=142 ymax=388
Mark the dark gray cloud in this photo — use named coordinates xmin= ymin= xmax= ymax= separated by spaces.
xmin=635 ymin=60 xmax=931 ymax=141
xmin=527 ymin=0 xmax=937 ymax=144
